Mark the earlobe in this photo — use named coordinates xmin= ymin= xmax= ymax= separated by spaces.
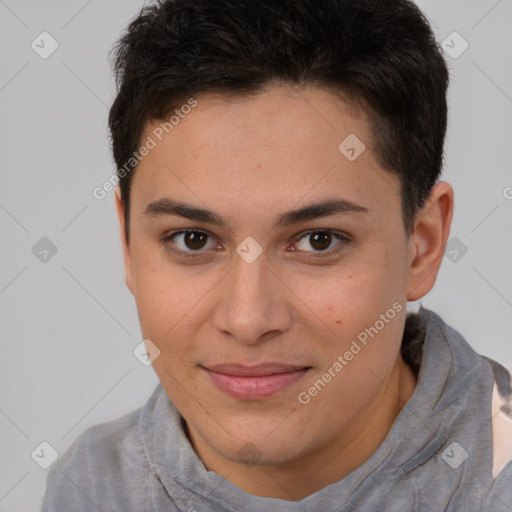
xmin=406 ymin=181 xmax=454 ymax=302
xmin=114 ymin=187 xmax=134 ymax=294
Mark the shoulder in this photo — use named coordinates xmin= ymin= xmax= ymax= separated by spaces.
xmin=41 ymin=406 xmax=148 ymax=512
xmin=483 ymin=356 xmax=512 ymax=479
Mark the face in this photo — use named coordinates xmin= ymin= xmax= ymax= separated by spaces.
xmin=117 ymin=84 xmax=418 ymax=467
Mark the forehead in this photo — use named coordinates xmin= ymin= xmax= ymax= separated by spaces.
xmin=156 ymin=85 xmax=369 ymax=156
xmin=130 ymin=84 xmax=402 ymax=230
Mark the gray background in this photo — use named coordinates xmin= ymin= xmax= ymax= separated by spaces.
xmin=1 ymin=1 xmax=511 ymax=510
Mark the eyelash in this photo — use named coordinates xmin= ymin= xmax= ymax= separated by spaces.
xmin=158 ymin=229 xmax=351 ymax=260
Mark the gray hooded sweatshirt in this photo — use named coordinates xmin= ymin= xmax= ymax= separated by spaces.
xmin=41 ymin=307 xmax=512 ymax=511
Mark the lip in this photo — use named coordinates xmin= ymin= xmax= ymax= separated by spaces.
xmin=202 ymin=363 xmax=312 ymax=400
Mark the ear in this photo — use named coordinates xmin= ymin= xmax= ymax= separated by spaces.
xmin=114 ymin=187 xmax=134 ymax=294
xmin=406 ymin=181 xmax=454 ymax=301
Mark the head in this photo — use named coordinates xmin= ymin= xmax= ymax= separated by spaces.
xmin=108 ymin=0 xmax=453 ymax=483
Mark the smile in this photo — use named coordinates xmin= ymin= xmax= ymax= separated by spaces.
xmin=202 ymin=363 xmax=312 ymax=400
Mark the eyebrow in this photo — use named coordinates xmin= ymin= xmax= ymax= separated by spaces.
xmin=143 ymin=197 xmax=369 ymax=230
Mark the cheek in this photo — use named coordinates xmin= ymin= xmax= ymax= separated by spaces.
xmin=131 ymin=257 xmax=209 ymax=398
xmin=129 ymin=246 xmax=209 ymax=339
xmin=288 ymin=257 xmax=406 ymax=366
xmin=288 ymin=267 xmax=388 ymax=331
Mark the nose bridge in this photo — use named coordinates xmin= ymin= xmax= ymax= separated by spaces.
xmin=230 ymin=253 xmax=272 ymax=317
xmin=212 ymin=251 xmax=290 ymax=344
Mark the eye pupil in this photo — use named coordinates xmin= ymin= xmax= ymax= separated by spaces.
xmin=185 ymin=231 xmax=208 ymax=250
xmin=310 ymin=231 xmax=331 ymax=251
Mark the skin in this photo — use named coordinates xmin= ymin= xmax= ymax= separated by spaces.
xmin=114 ymin=83 xmax=454 ymax=500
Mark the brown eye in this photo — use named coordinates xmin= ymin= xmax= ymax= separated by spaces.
xmin=309 ymin=232 xmax=332 ymax=251
xmin=293 ymin=230 xmax=350 ymax=256
xmin=162 ymin=229 xmax=219 ymax=258
xmin=182 ymin=231 xmax=208 ymax=250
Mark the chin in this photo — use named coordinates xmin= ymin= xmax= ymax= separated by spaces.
xmin=223 ymin=437 xmax=303 ymax=466
xmin=199 ymin=414 xmax=311 ymax=465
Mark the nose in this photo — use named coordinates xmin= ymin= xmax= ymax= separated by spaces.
xmin=211 ymin=251 xmax=292 ymax=346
